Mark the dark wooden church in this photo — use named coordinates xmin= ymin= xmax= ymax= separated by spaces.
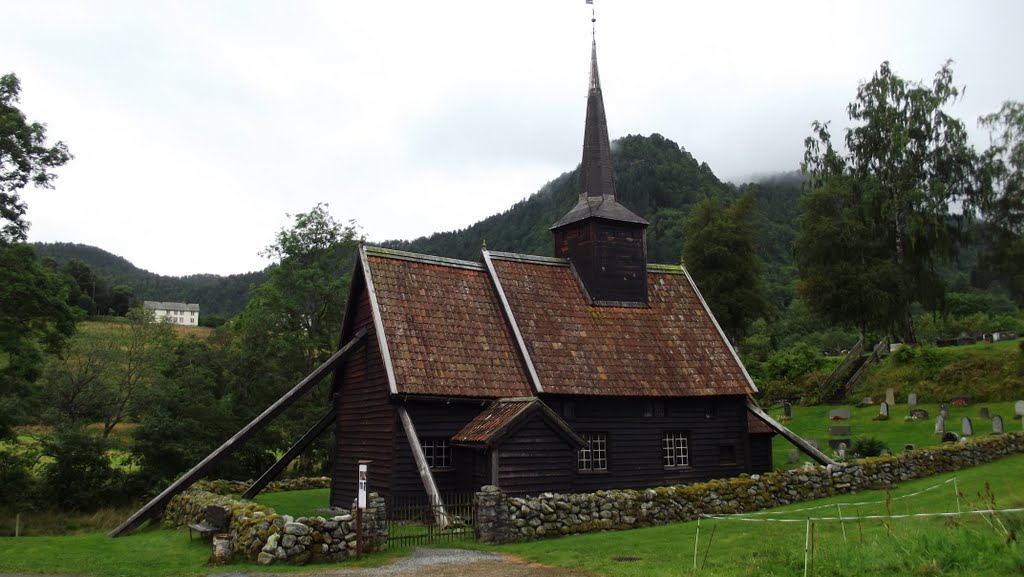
xmin=328 ymin=40 xmax=814 ymax=506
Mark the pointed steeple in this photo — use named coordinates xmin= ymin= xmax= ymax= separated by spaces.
xmin=550 ymin=32 xmax=649 ymax=306
xmin=580 ymin=39 xmax=616 ymax=200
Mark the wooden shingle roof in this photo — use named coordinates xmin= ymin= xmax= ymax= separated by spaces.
xmin=451 ymin=397 xmax=585 ymax=448
xmin=486 ymin=252 xmax=756 ymax=397
xmin=359 ymin=245 xmax=756 ymax=399
xmin=363 ymin=247 xmax=533 ymax=398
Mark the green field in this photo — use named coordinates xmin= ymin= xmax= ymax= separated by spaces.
xmin=253 ymin=488 xmax=330 ymax=518
xmin=766 ymin=400 xmax=1022 ymax=469
xmin=477 ymin=454 xmax=1024 ymax=577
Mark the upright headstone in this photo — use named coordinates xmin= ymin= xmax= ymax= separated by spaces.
xmin=787 ymin=448 xmax=800 ymax=464
xmin=935 ymin=415 xmax=945 ymax=435
xmin=783 ymin=401 xmax=793 ymax=418
xmin=836 ymin=442 xmax=847 ymax=460
xmin=962 ymin=417 xmax=973 ymax=436
xmin=992 ymin=415 xmax=1004 ymax=434
xmin=879 ymin=401 xmax=889 ymax=418
xmin=980 ymin=407 xmax=990 ymax=419
xmin=940 ymin=406 xmax=950 ymax=419
xmin=1015 ymin=400 xmax=1024 ymax=417
xmin=908 ymin=393 xmax=918 ymax=406
xmin=885 ymin=388 xmax=896 ymax=406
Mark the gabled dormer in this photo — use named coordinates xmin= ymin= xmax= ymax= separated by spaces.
xmin=551 ymin=39 xmax=648 ymax=306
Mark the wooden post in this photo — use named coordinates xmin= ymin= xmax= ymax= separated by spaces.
xmin=241 ymin=407 xmax=338 ymax=499
xmin=397 ymin=407 xmax=449 ymax=529
xmin=107 ymin=329 xmax=368 ymax=537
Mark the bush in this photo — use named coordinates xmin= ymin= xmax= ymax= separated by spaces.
xmin=0 ymin=448 xmax=35 ymax=507
xmin=38 ymin=426 xmax=125 ymax=511
xmin=849 ymin=436 xmax=889 ymax=458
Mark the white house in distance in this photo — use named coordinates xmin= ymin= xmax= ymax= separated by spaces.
xmin=143 ymin=301 xmax=200 ymax=326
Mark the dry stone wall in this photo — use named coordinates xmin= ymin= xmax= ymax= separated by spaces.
xmin=475 ymin=432 xmax=1024 ymax=544
xmin=163 ymin=489 xmax=386 ymax=565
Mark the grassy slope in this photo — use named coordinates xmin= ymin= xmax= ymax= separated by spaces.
xmin=765 ymin=401 xmax=1022 ymax=469
xmin=477 ymin=455 xmax=1024 ymax=577
xmin=253 ymin=488 xmax=330 ymax=519
xmin=855 ymin=339 xmax=1024 ymax=403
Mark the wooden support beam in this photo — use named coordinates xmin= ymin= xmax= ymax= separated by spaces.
xmin=746 ymin=397 xmax=836 ymax=466
xmin=241 ymin=406 xmax=338 ymax=500
xmin=397 ymin=407 xmax=450 ymax=530
xmin=108 ymin=329 xmax=368 ymax=538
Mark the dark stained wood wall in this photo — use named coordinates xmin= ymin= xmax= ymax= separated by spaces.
xmin=496 ymin=418 xmax=575 ymax=495
xmin=546 ymin=394 xmax=753 ymax=492
xmin=331 ymin=274 xmax=395 ymax=506
xmin=390 ymin=401 xmax=485 ymax=496
xmin=553 ymin=220 xmax=648 ymax=304
xmin=749 ymin=435 xmax=773 ymax=474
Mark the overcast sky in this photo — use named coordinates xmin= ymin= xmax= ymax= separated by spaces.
xmin=4 ymin=0 xmax=1023 ymax=276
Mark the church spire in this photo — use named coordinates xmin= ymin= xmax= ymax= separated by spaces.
xmin=579 ymin=39 xmax=616 ymax=200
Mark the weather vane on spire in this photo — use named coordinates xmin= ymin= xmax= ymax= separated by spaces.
xmin=587 ymin=0 xmax=596 ymax=38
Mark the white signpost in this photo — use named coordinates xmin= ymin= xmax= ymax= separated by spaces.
xmin=358 ymin=463 xmax=368 ymax=509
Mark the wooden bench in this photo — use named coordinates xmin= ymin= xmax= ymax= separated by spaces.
xmin=187 ymin=505 xmax=230 ymax=541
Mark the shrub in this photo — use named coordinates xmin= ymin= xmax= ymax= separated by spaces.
xmin=0 ymin=448 xmax=35 ymax=507
xmin=38 ymin=426 xmax=124 ymax=511
xmin=850 ymin=436 xmax=889 ymax=458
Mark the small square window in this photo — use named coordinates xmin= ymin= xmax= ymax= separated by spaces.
xmin=578 ymin=432 xmax=607 ymax=471
xmin=421 ymin=438 xmax=452 ymax=469
xmin=663 ymin=432 xmax=689 ymax=468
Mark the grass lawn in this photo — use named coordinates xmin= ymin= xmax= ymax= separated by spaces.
xmin=252 ymin=488 xmax=331 ymax=518
xmin=0 ymin=524 xmax=407 ymax=577
xmin=470 ymin=454 xmax=1024 ymax=577
xmin=766 ymin=400 xmax=1022 ymax=469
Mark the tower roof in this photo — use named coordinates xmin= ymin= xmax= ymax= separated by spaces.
xmin=552 ymin=39 xmax=646 ymax=230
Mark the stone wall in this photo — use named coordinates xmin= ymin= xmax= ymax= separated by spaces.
xmin=192 ymin=476 xmax=331 ymax=496
xmin=475 ymin=432 xmax=1024 ymax=544
xmin=163 ymin=489 xmax=386 ymax=565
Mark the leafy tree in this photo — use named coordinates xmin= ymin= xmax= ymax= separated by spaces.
xmin=228 ymin=204 xmax=362 ymax=475
xmin=133 ymin=337 xmax=237 ymax=485
xmin=683 ymin=189 xmax=769 ymax=343
xmin=1 ymin=73 xmax=72 ymax=245
xmin=800 ymin=61 xmax=976 ymax=342
xmin=37 ymin=425 xmax=124 ymax=511
xmin=0 ymin=244 xmax=78 ymax=439
xmin=976 ymin=100 xmax=1024 ymax=303
xmin=40 ymin=308 xmax=175 ymax=437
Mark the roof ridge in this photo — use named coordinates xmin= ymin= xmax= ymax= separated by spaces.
xmin=363 ymin=245 xmax=485 ymax=271
xmin=486 ymin=251 xmax=569 ymax=266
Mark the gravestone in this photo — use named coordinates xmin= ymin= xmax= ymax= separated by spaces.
xmin=879 ymin=401 xmax=889 ymax=418
xmin=942 ymin=431 xmax=959 ymax=443
xmin=910 ymin=408 xmax=929 ymax=420
xmin=885 ymin=388 xmax=896 ymax=406
xmin=908 ymin=393 xmax=918 ymax=406
xmin=962 ymin=417 xmax=973 ymax=436
xmin=829 ymin=438 xmax=850 ymax=450
xmin=880 ymin=448 xmax=892 ymax=456
xmin=783 ymin=401 xmax=793 ymax=418
xmin=980 ymin=407 xmax=990 ymax=419
xmin=787 ymin=448 xmax=800 ymax=464
xmin=1015 ymin=400 xmax=1024 ymax=417
xmin=935 ymin=415 xmax=945 ymax=435
xmin=829 ymin=409 xmax=852 ymax=420
xmin=836 ymin=442 xmax=847 ymax=460
xmin=803 ymin=438 xmax=820 ymax=449
xmin=940 ymin=406 xmax=949 ymax=419
xmin=830 ymin=425 xmax=852 ymax=437
xmin=904 ymin=443 xmax=916 ymax=451
xmin=992 ymin=415 xmax=1004 ymax=434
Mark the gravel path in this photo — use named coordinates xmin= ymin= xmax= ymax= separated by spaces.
xmin=212 ymin=548 xmax=592 ymax=577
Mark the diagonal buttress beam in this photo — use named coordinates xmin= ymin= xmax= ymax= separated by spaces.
xmin=241 ymin=406 xmax=338 ymax=500
xmin=746 ymin=397 xmax=836 ymax=466
xmin=108 ymin=329 xmax=368 ymax=537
